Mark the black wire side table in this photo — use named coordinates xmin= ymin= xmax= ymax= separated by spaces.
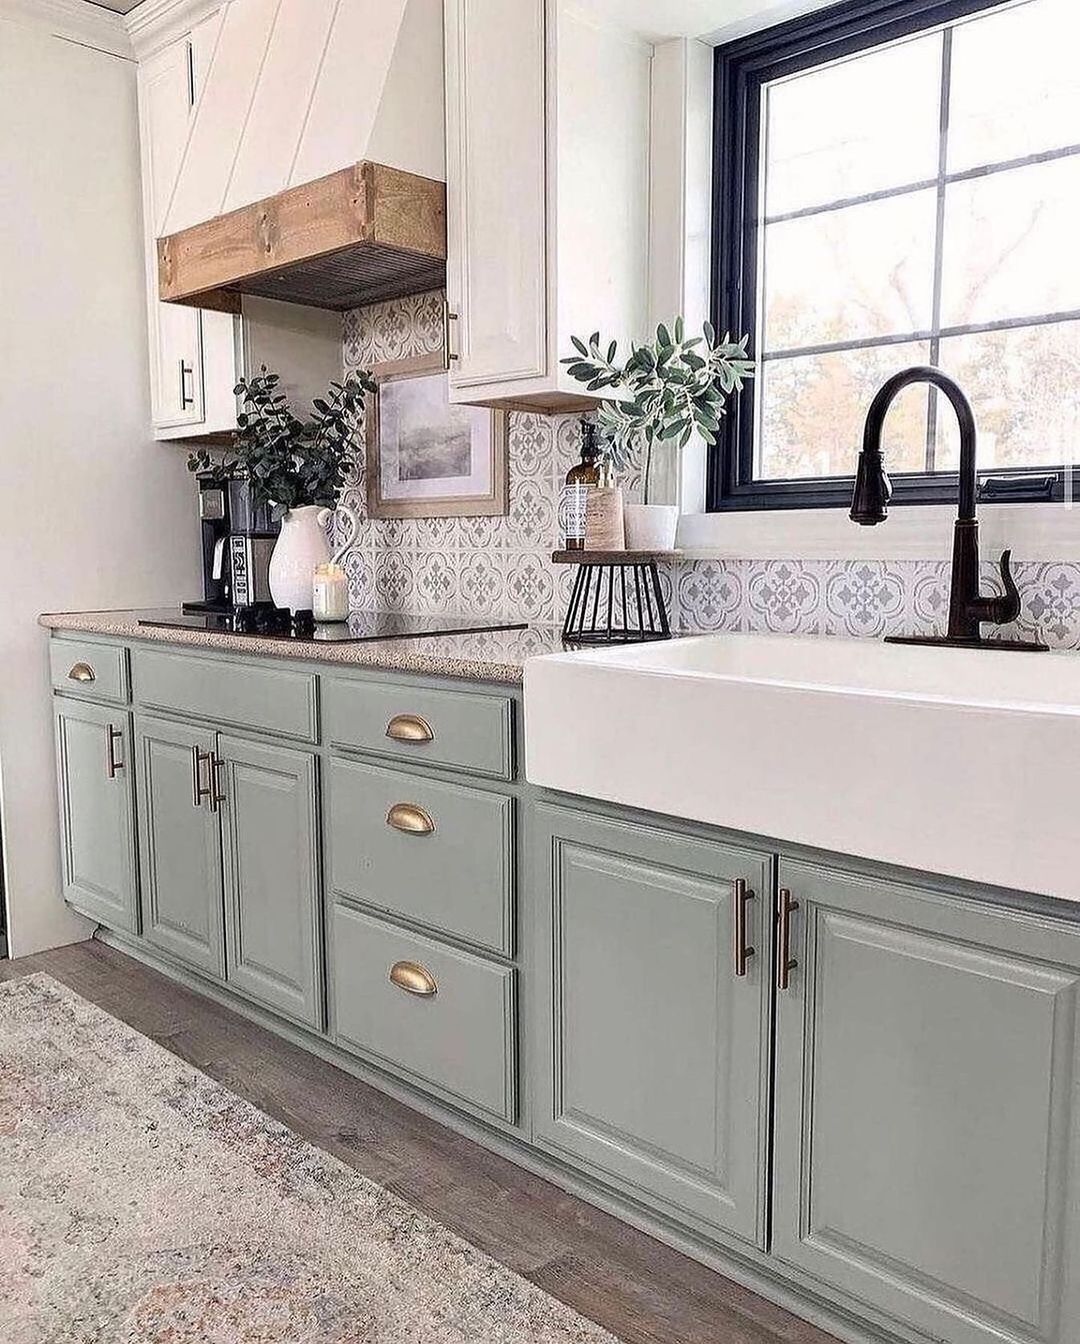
xmin=553 ymin=551 xmax=677 ymax=645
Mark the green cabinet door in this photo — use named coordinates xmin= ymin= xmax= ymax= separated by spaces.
xmin=53 ymin=698 xmax=138 ymax=933
xmin=217 ymin=735 xmax=322 ymax=1029
xmin=773 ymin=859 xmax=1080 ymax=1344
xmin=533 ymin=804 xmax=773 ymax=1246
xmin=135 ymin=715 xmax=225 ymax=979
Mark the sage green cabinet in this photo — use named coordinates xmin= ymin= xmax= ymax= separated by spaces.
xmin=218 ymin=735 xmax=322 ymax=1029
xmin=53 ymin=698 xmax=138 ymax=933
xmin=135 ymin=715 xmax=322 ymax=1018
xmin=329 ymin=757 xmax=515 ymax=956
xmin=533 ymin=804 xmax=773 ymax=1246
xmin=135 ymin=715 xmax=225 ymax=979
xmin=331 ymin=903 xmax=517 ymax=1124
xmin=772 ymin=859 xmax=1080 ymax=1344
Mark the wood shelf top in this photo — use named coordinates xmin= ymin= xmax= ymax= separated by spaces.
xmin=552 ymin=550 xmax=681 ymax=565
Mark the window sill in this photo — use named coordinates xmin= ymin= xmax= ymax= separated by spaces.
xmin=675 ymin=503 xmax=1080 ymax=561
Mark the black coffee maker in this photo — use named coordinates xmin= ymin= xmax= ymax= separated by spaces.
xmin=185 ymin=475 xmax=280 ymax=614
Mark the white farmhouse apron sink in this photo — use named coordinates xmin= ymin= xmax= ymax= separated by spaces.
xmin=524 ymin=633 xmax=1080 ymax=903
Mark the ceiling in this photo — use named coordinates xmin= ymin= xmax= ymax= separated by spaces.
xmin=80 ymin=0 xmax=143 ymax=13
xmin=573 ymin=0 xmax=839 ymax=43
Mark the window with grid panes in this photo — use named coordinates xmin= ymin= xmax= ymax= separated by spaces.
xmin=710 ymin=0 xmax=1080 ymax=510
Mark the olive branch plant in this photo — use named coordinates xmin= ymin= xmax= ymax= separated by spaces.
xmin=561 ymin=319 xmax=755 ymax=503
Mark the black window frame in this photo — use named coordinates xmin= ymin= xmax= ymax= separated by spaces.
xmin=709 ymin=0 xmax=1077 ymax=512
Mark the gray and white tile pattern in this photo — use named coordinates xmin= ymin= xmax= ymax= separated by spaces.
xmin=337 ymin=292 xmax=1080 ymax=651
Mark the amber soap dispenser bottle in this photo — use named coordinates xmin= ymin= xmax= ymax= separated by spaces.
xmin=563 ymin=419 xmax=601 ymax=550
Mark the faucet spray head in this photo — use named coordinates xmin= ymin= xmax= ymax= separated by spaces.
xmin=850 ymin=447 xmax=892 ymax=525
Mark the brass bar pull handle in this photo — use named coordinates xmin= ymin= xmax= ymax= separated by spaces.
xmin=385 ymin=713 xmax=434 ymax=744
xmin=443 ymin=300 xmax=460 ymax=366
xmin=68 ymin=662 xmax=95 ymax=683
xmin=191 ymin=745 xmax=212 ymax=809
xmin=105 ymin=724 xmax=123 ymax=780
xmin=209 ymin=752 xmax=226 ymax=813
xmin=389 ymin=960 xmax=437 ymax=997
xmin=777 ymin=888 xmax=800 ymax=992
xmin=733 ymin=878 xmax=755 ymax=978
xmin=386 ymin=802 xmax=436 ymax=835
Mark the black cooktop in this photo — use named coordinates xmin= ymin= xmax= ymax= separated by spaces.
xmin=137 ymin=608 xmax=528 ymax=644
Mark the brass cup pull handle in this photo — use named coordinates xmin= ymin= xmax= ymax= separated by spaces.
xmin=385 ymin=713 xmax=434 ymax=744
xmin=733 ymin=878 xmax=755 ymax=978
xmin=105 ymin=724 xmax=123 ymax=780
xmin=389 ymin=960 xmax=437 ymax=997
xmin=191 ymin=745 xmax=213 ymax=809
xmin=386 ymin=802 xmax=436 ymax=835
xmin=68 ymin=662 xmax=95 ymax=683
xmin=777 ymin=888 xmax=800 ymax=992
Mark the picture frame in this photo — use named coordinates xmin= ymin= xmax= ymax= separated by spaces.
xmin=365 ymin=351 xmax=509 ymax=518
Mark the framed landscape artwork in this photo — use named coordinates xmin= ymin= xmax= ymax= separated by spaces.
xmin=365 ymin=351 xmax=509 ymax=518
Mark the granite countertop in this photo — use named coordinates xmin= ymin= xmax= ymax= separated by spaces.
xmin=39 ymin=610 xmax=572 ymax=685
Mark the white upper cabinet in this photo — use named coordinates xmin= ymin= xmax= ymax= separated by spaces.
xmin=137 ymin=10 xmax=239 ymax=439
xmin=444 ymin=0 xmax=653 ymax=411
xmin=444 ymin=0 xmax=548 ymax=396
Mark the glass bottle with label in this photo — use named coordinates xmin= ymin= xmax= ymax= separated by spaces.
xmin=563 ymin=419 xmax=601 ymax=550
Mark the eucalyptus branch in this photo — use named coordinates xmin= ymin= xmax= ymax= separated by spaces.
xmin=562 ymin=319 xmax=754 ymax=502
xmin=187 ymin=366 xmax=376 ymax=514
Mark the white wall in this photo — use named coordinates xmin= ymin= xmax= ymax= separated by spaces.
xmin=0 ymin=18 xmax=200 ymax=957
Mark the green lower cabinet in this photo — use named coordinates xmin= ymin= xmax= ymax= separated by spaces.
xmin=53 ymin=698 xmax=138 ymax=933
xmin=218 ymin=735 xmax=322 ymax=1029
xmin=331 ymin=903 xmax=517 ymax=1125
xmin=533 ymin=804 xmax=773 ymax=1246
xmin=135 ymin=715 xmax=225 ymax=980
xmin=773 ymin=859 xmax=1080 ymax=1344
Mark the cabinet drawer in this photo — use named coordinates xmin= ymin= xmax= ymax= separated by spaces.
xmin=329 ymin=759 xmax=514 ymax=955
xmin=331 ymin=905 xmax=516 ymax=1123
xmin=324 ymin=677 xmax=513 ymax=779
xmin=50 ymin=639 xmax=128 ymax=703
xmin=132 ymin=648 xmax=317 ymax=742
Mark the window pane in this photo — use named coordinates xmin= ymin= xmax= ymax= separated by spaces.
xmin=934 ymin=320 xmax=1080 ymax=470
xmin=762 ymin=191 xmax=936 ymax=351
xmin=764 ymin=34 xmax=941 ymax=216
xmin=948 ymin=0 xmax=1080 ymax=173
xmin=940 ymin=156 xmax=1080 ymax=327
xmin=757 ymin=342 xmax=931 ymax=480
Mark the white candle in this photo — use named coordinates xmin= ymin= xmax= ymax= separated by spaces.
xmin=312 ymin=563 xmax=349 ymax=622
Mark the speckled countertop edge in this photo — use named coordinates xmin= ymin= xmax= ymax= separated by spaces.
xmin=39 ymin=610 xmax=574 ymax=685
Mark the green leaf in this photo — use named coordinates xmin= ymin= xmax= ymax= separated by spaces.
xmin=571 ymin=334 xmax=589 ymax=356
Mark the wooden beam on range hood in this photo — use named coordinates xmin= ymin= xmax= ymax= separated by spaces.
xmin=157 ymin=162 xmax=446 ymax=314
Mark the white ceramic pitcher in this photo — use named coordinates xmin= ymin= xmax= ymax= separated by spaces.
xmin=268 ymin=503 xmax=358 ymax=614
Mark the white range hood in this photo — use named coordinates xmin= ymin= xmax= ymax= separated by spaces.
xmin=157 ymin=0 xmax=446 ymax=313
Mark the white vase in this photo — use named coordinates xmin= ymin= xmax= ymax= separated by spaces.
xmin=624 ymin=502 xmax=679 ymax=552
xmin=268 ymin=504 xmax=358 ymax=614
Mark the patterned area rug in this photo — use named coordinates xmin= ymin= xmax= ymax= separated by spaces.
xmin=0 ymin=974 xmax=616 ymax=1344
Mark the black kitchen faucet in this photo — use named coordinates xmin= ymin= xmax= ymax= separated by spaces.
xmin=850 ymin=365 xmax=1047 ymax=651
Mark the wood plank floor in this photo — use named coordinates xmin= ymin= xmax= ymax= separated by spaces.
xmin=1 ymin=940 xmax=838 ymax=1344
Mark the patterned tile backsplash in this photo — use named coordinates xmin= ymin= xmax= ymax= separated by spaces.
xmin=339 ymin=292 xmax=1080 ymax=650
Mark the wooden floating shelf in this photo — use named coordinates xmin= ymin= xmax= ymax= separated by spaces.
xmin=552 ymin=550 xmax=682 ymax=565
xmin=157 ymin=162 xmax=446 ymax=315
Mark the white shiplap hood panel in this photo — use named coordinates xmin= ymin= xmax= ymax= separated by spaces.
xmin=163 ymin=0 xmax=445 ymax=237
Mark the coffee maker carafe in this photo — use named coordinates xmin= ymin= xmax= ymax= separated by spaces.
xmin=185 ymin=476 xmax=279 ymax=614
